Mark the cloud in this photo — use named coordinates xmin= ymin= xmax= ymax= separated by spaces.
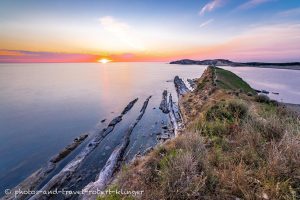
xmin=238 ymin=0 xmax=272 ymax=10
xmin=0 ymin=50 xmax=99 ymax=63
xmin=199 ymin=19 xmax=214 ymax=28
xmin=180 ymin=23 xmax=300 ymax=62
xmin=199 ymin=0 xmax=222 ymax=16
xmin=99 ymin=16 xmax=145 ymax=51
xmin=278 ymin=7 xmax=300 ymax=17
xmin=99 ymin=16 xmax=129 ymax=33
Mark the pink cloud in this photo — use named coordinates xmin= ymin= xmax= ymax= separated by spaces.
xmin=199 ymin=0 xmax=222 ymax=15
xmin=0 ymin=50 xmax=99 ymax=63
xmin=176 ymin=23 xmax=300 ymax=62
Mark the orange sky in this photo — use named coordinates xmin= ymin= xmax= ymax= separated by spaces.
xmin=1 ymin=1 xmax=300 ymax=62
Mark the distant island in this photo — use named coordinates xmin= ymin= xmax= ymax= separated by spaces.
xmin=170 ymin=59 xmax=300 ymax=70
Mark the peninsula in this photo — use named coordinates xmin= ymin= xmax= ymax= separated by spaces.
xmin=102 ymin=66 xmax=300 ymax=200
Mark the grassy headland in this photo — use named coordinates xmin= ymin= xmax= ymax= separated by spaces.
xmin=100 ymin=66 xmax=300 ymax=200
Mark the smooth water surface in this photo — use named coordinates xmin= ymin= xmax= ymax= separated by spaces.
xmin=222 ymin=66 xmax=300 ymax=104
xmin=0 ymin=62 xmax=205 ymax=194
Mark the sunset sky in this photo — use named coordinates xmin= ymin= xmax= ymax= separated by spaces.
xmin=1 ymin=0 xmax=300 ymax=62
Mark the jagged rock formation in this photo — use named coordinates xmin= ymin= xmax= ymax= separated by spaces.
xmin=168 ymin=94 xmax=182 ymax=136
xmin=23 ymin=99 xmax=138 ymax=200
xmin=81 ymin=96 xmax=151 ymax=200
xmin=159 ymin=90 xmax=169 ymax=113
xmin=121 ymin=98 xmax=138 ymax=115
xmin=187 ymin=78 xmax=196 ymax=89
xmin=174 ymin=76 xmax=190 ymax=96
xmin=50 ymin=134 xmax=88 ymax=163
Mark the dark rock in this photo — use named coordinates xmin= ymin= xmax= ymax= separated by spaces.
xmin=162 ymin=125 xmax=168 ymax=129
xmin=255 ymin=89 xmax=262 ymax=93
xmin=121 ymin=98 xmax=138 ymax=115
xmin=174 ymin=76 xmax=190 ymax=96
xmin=104 ymin=126 xmax=114 ymax=133
xmin=50 ymin=134 xmax=88 ymax=163
xmin=101 ymin=119 xmax=106 ymax=123
xmin=81 ymin=96 xmax=152 ymax=200
xmin=108 ymin=115 xmax=122 ymax=126
xmin=159 ymin=90 xmax=169 ymax=113
xmin=187 ymin=78 xmax=196 ymax=89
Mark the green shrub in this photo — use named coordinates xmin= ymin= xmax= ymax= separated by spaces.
xmin=206 ymin=100 xmax=248 ymax=122
xmin=206 ymin=103 xmax=232 ymax=121
xmin=227 ymin=100 xmax=248 ymax=119
xmin=255 ymin=94 xmax=270 ymax=103
xmin=204 ymin=121 xmax=229 ymax=137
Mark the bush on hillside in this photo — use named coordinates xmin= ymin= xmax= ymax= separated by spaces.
xmin=205 ymin=100 xmax=248 ymax=122
xmin=255 ymin=94 xmax=270 ymax=103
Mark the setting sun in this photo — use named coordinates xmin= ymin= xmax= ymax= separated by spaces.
xmin=98 ymin=58 xmax=111 ymax=64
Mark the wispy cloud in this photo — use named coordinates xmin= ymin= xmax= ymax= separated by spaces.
xmin=199 ymin=0 xmax=222 ymax=16
xmin=99 ymin=16 xmax=145 ymax=51
xmin=99 ymin=16 xmax=129 ymax=33
xmin=179 ymin=22 xmax=300 ymax=62
xmin=199 ymin=19 xmax=214 ymax=28
xmin=278 ymin=7 xmax=300 ymax=17
xmin=238 ymin=0 xmax=272 ymax=10
xmin=0 ymin=50 xmax=99 ymax=63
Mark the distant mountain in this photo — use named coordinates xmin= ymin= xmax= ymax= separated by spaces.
xmin=170 ymin=59 xmax=300 ymax=70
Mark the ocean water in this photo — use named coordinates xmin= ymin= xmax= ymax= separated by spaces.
xmin=0 ymin=63 xmax=299 ymax=195
xmin=222 ymin=66 xmax=300 ymax=104
xmin=0 ymin=62 xmax=205 ymax=195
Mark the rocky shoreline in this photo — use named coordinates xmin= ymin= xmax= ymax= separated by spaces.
xmin=3 ymin=74 xmax=193 ymax=200
xmin=2 ymin=99 xmax=139 ymax=200
xmin=81 ymin=96 xmax=151 ymax=200
xmin=157 ymin=76 xmax=188 ymax=141
xmin=27 ymin=98 xmax=139 ymax=200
